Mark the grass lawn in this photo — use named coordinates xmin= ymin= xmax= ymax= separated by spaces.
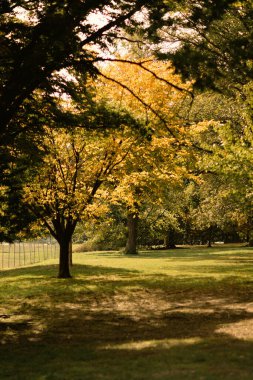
xmin=1 ymin=246 xmax=253 ymax=379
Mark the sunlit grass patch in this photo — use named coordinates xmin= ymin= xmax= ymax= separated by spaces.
xmin=103 ymin=337 xmax=202 ymax=351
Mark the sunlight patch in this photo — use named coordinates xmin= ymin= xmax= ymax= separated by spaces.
xmin=102 ymin=337 xmax=202 ymax=351
xmin=216 ymin=318 xmax=253 ymax=341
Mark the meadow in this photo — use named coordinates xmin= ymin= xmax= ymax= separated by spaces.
xmin=1 ymin=246 xmax=253 ymax=379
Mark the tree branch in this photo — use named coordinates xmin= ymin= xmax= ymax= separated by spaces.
xmin=97 ymin=69 xmax=178 ymax=138
xmin=95 ymin=57 xmax=193 ymax=96
xmin=80 ymin=1 xmax=145 ymax=48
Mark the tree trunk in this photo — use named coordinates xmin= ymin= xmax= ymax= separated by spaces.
xmin=69 ymin=238 xmax=73 ymax=266
xmin=246 ymin=227 xmax=253 ymax=246
xmin=125 ymin=211 xmax=138 ymax=255
xmin=58 ymin=237 xmax=72 ymax=278
xmin=164 ymin=228 xmax=176 ymax=249
xmin=206 ymin=227 xmax=213 ymax=248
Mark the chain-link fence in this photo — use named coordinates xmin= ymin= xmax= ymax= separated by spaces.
xmin=0 ymin=239 xmax=59 ymax=269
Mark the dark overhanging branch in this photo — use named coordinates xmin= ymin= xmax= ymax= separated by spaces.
xmin=80 ymin=1 xmax=145 ymax=48
xmin=80 ymin=139 xmax=136 ymax=214
xmin=1 ymin=1 xmax=144 ymax=133
xmin=96 ymin=69 xmax=178 ymax=138
xmin=96 ymin=69 xmax=211 ymax=156
xmin=108 ymin=35 xmax=146 ymax=45
xmin=190 ymin=142 xmax=213 ymax=154
xmin=26 ymin=203 xmax=58 ymax=240
xmin=95 ymin=57 xmax=194 ymax=97
xmin=103 ymin=142 xmax=133 ymax=176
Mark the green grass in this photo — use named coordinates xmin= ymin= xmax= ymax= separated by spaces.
xmin=1 ymin=246 xmax=253 ymax=379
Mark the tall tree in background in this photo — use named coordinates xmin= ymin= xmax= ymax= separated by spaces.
xmin=95 ymin=56 xmax=194 ymax=254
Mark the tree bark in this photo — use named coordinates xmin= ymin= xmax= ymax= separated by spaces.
xmin=206 ymin=227 xmax=213 ymax=248
xmin=69 ymin=238 xmax=73 ymax=267
xmin=125 ymin=211 xmax=138 ymax=255
xmin=164 ymin=228 xmax=176 ymax=249
xmin=58 ymin=237 xmax=72 ymax=278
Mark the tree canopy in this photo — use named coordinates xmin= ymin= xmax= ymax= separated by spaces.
xmin=154 ymin=0 xmax=253 ymax=94
xmin=0 ymin=0 xmax=187 ymax=138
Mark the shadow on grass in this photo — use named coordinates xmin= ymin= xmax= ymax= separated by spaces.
xmin=0 ymin=263 xmax=140 ymax=278
xmin=1 ymin=299 xmax=253 ymax=379
xmin=2 ymin=256 xmax=253 ymax=379
xmin=1 ymin=260 xmax=253 ymax=301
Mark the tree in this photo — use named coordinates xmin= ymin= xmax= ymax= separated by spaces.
xmin=23 ymin=122 xmax=143 ymax=277
xmin=93 ymin=54 xmax=198 ymax=253
xmin=137 ymin=186 xmax=186 ymax=249
xmin=184 ymin=98 xmax=253 ymax=246
xmin=1 ymin=69 xmax=146 ymax=276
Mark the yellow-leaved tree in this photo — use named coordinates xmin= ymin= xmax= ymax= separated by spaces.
xmin=23 ymin=124 xmax=143 ymax=277
xmin=93 ymin=56 xmax=195 ymax=253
